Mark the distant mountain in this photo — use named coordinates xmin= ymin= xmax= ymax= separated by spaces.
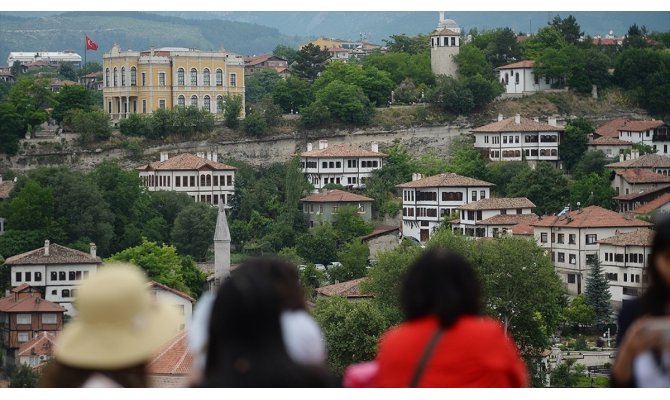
xmin=0 ymin=12 xmax=304 ymax=65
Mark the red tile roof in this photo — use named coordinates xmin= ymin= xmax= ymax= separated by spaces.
xmin=433 ymin=28 xmax=460 ymax=36
xmin=147 ymin=331 xmax=192 ymax=375
xmin=397 ymin=173 xmax=494 ymax=188
xmin=477 ymin=213 xmax=539 ymax=226
xmin=137 ymin=153 xmax=237 ymax=171
xmin=244 ymin=54 xmax=287 ymax=66
xmin=615 ymin=169 xmax=670 ymax=184
xmin=361 ymin=225 xmax=400 ymax=241
xmin=511 ymin=220 xmax=537 ymax=236
xmin=17 ymin=332 xmax=56 ymax=357
xmin=5 ymin=243 xmax=102 ymax=266
xmin=589 ymin=136 xmax=633 ymax=146
xmin=631 ymin=193 xmax=670 ymax=215
xmin=619 ymin=120 xmax=664 ymax=132
xmin=597 ymin=229 xmax=654 ymax=247
xmin=606 ymin=155 xmax=670 ymax=169
xmin=495 ymin=60 xmax=534 ymax=70
xmin=315 ymin=278 xmax=371 ymax=298
xmin=0 ymin=180 xmax=15 ymax=199
xmin=595 ymin=118 xmax=629 ymax=138
xmin=459 ymin=197 xmax=535 ymax=211
xmin=471 ymin=117 xmax=562 ymax=133
xmin=148 ymin=281 xmax=195 ymax=303
xmin=0 ymin=292 xmax=66 ymax=313
xmin=532 ymin=206 xmax=653 ymax=228
xmin=301 ymin=189 xmax=373 ymax=203
xmin=301 ymin=144 xmax=386 ymax=158
xmin=592 ymin=37 xmax=623 ymax=46
xmin=613 ymin=185 xmax=670 ymax=201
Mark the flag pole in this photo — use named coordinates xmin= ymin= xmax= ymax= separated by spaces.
xmin=84 ymin=34 xmax=87 ymax=72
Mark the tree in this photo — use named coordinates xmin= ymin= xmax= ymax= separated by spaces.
xmin=364 ymin=143 xmax=414 ymax=218
xmin=243 ymin=111 xmax=268 ymax=137
xmin=299 ymin=100 xmax=331 ymax=129
xmin=507 ymin=162 xmax=571 ymax=216
xmin=631 ymin=142 xmax=657 ymax=156
xmin=150 ymin=190 xmax=199 ymax=238
xmin=569 ymin=173 xmax=616 ymax=210
xmin=0 ymin=102 xmax=27 ymax=155
xmin=383 ymin=34 xmax=430 ymax=55
xmin=6 ymin=180 xmax=56 ymax=231
xmin=58 ymin=62 xmax=77 ymax=81
xmin=623 ymin=24 xmax=649 ymax=49
xmin=560 ymin=118 xmax=594 ymax=172
xmin=272 ymin=44 xmax=298 ymax=64
xmin=295 ymin=224 xmax=338 ymax=265
xmin=330 ymin=240 xmax=370 ymax=283
xmin=550 ymin=15 xmax=584 ymax=45
xmin=583 ymin=256 xmax=612 ymax=328
xmin=222 ymin=94 xmax=243 ymax=129
xmin=550 ymin=359 xmax=580 ymax=388
xmin=445 ymin=138 xmax=490 ymax=181
xmin=315 ymin=80 xmax=374 ymax=124
xmin=313 ymin=62 xmax=394 ymax=107
xmin=52 ymin=84 xmax=93 ymax=123
xmin=9 ymin=364 xmax=40 ymax=388
xmin=245 ymin=69 xmax=282 ymax=104
xmin=487 ymin=161 xmax=532 ymax=197
xmin=10 ymin=60 xmax=23 ymax=77
xmin=313 ymin=297 xmax=390 ymax=374
xmin=563 ymin=294 xmax=596 ymax=328
xmin=170 ymin=202 xmax=217 ymax=260
xmin=119 ymin=113 xmax=154 ymax=137
xmin=483 ymin=28 xmax=522 ymax=67
xmin=363 ymin=51 xmax=433 ymax=86
xmin=7 ymin=77 xmax=54 ymax=133
xmin=63 ymin=109 xmax=111 ymax=143
xmin=522 ymin=26 xmax=567 ymax=59
xmin=463 ymin=74 xmax=503 ymax=110
xmin=455 ymin=45 xmax=495 ymax=80
xmin=332 ymin=206 xmax=373 ymax=243
xmin=272 ymin=76 xmax=313 ymax=113
xmin=572 ymin=150 xmax=612 ymax=178
xmin=292 ymin=43 xmax=330 ymax=81
xmin=428 ymin=76 xmax=474 ymax=115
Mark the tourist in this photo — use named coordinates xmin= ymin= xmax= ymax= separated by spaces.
xmin=612 ymin=216 xmax=670 ymax=387
xmin=40 ymin=263 xmax=180 ymax=387
xmin=373 ymin=248 xmax=528 ymax=387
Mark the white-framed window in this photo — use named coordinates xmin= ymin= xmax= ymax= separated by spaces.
xmin=216 ymin=69 xmax=223 ymax=86
xmin=190 ymin=68 xmax=198 ymax=86
xmin=569 ymin=254 xmax=577 ymax=265
xmin=158 ymin=73 xmax=165 ymax=87
xmin=216 ymin=95 xmax=223 ymax=113
xmin=121 ymin=67 xmax=126 ymax=86
xmin=177 ymin=68 xmax=184 ymax=85
xmin=159 ymin=99 xmax=166 ymax=109
xmin=203 ymin=68 xmax=210 ymax=86
xmin=230 ymin=73 xmax=237 ymax=87
xmin=42 ymin=313 xmax=58 ymax=324
xmin=204 ymin=95 xmax=211 ymax=112
xmin=130 ymin=66 xmax=136 ymax=86
xmin=178 ymin=95 xmax=185 ymax=108
xmin=191 ymin=95 xmax=198 ymax=107
xmin=17 ymin=314 xmax=32 ymax=324
xmin=585 ymin=234 xmax=598 ymax=245
xmin=113 ymin=67 xmax=118 ymax=86
xmin=105 ymin=68 xmax=110 ymax=87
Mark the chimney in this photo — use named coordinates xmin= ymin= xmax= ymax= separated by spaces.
xmin=211 ymin=152 xmax=218 ymax=162
xmin=619 ymin=153 xmax=624 ymax=162
xmin=514 ymin=114 xmax=521 ymax=124
xmin=44 ymin=240 xmax=50 ymax=256
xmin=498 ymin=113 xmax=504 ymax=122
xmin=196 ymin=152 xmax=205 ymax=159
xmin=307 ymin=142 xmax=313 ymax=152
xmin=318 ymin=140 xmax=328 ymax=150
xmin=548 ymin=117 xmax=557 ymax=127
xmin=412 ymin=173 xmax=423 ymax=181
xmin=371 ymin=142 xmax=379 ymax=153
xmin=90 ymin=243 xmax=97 ymax=258
xmin=159 ymin=151 xmax=168 ymax=162
xmin=632 ymin=149 xmax=639 ymax=160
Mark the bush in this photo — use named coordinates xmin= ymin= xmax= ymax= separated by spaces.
xmin=222 ymin=94 xmax=243 ymax=129
xmin=119 ymin=113 xmax=153 ymax=137
xmin=63 ymin=109 xmax=111 ymax=144
xmin=243 ymin=111 xmax=268 ymax=137
xmin=299 ymin=101 xmax=331 ymax=129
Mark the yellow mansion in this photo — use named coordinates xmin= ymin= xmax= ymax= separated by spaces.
xmin=102 ymin=45 xmax=245 ymax=120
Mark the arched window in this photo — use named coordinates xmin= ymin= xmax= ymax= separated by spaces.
xmin=130 ymin=66 xmax=137 ymax=86
xmin=203 ymin=95 xmax=211 ymax=112
xmin=105 ymin=68 xmax=110 ymax=87
xmin=515 ymin=73 xmax=519 ymax=85
xmin=200 ymin=175 xmax=206 ymax=186
xmin=203 ymin=68 xmax=210 ymax=86
xmin=113 ymin=67 xmax=118 ymax=86
xmin=177 ymin=68 xmax=184 ymax=85
xmin=178 ymin=95 xmax=185 ymax=108
xmin=206 ymin=175 xmax=211 ymax=186
xmin=216 ymin=95 xmax=223 ymax=113
xmin=216 ymin=69 xmax=223 ymax=86
xmin=190 ymin=68 xmax=198 ymax=86
xmin=191 ymin=95 xmax=198 ymax=107
xmin=121 ymin=67 xmax=126 ymax=86
xmin=504 ymin=73 xmax=509 ymax=85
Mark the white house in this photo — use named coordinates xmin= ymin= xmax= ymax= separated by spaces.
xmin=598 ymin=229 xmax=654 ymax=306
xmin=148 ymin=281 xmax=194 ymax=330
xmin=7 ymin=51 xmax=82 ymax=67
xmin=495 ymin=60 xmax=554 ymax=96
xmin=16 ymin=331 xmax=56 ymax=368
xmin=4 ymin=241 xmax=102 ymax=315
xmin=451 ymin=197 xmax=536 ymax=238
xmin=587 ymin=136 xmax=632 ymax=158
xmin=472 ymin=114 xmax=563 ymax=165
xmin=606 ymin=153 xmax=670 ymax=177
xmin=137 ymin=152 xmax=237 ymax=207
xmin=430 ymin=12 xmax=460 ymax=78
xmin=531 ymin=206 xmax=652 ymax=296
xmin=397 ymin=172 xmax=495 ymax=242
xmin=611 ymin=169 xmax=670 ymax=196
xmin=631 ymin=193 xmax=670 ymax=219
xmin=300 ymin=140 xmax=386 ymax=190
xmin=472 ymin=213 xmax=540 ymax=238
xmin=617 ymin=120 xmax=670 ymax=156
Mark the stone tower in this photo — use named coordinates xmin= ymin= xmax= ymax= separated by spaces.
xmin=213 ymin=203 xmax=231 ymax=289
xmin=430 ymin=11 xmax=461 ymax=78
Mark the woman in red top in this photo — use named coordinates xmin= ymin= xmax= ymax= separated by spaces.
xmin=374 ymin=248 xmax=528 ymax=388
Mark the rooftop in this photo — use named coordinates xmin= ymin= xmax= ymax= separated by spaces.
xmin=495 ymin=60 xmax=535 ymax=70
xmin=17 ymin=332 xmax=56 ymax=357
xmin=477 ymin=213 xmax=540 ymax=226
xmin=136 ymin=153 xmax=237 ymax=171
xmin=532 ymin=205 xmax=653 ymax=228
xmin=619 ymin=120 xmax=664 ymax=132
xmin=0 ymin=291 xmax=66 ymax=313
xmin=598 ymin=229 xmax=655 ymax=247
xmin=147 ymin=331 xmax=192 ymax=375
xmin=471 ymin=116 xmax=562 ymax=133
xmin=613 ymin=184 xmax=670 ymax=201
xmin=397 ymin=173 xmax=494 ymax=188
xmin=589 ymin=136 xmax=633 ymax=146
xmin=301 ymin=189 xmax=373 ymax=203
xmin=432 ymin=28 xmax=460 ymax=36
xmin=315 ymin=278 xmax=371 ymax=298
xmin=606 ymin=154 xmax=670 ymax=169
xmin=631 ymin=193 xmax=670 ymax=215
xmin=244 ymin=54 xmax=287 ymax=66
xmin=458 ymin=197 xmax=535 ymax=211
xmin=361 ymin=225 xmax=400 ymax=241
xmin=148 ymin=281 xmax=195 ymax=303
xmin=301 ymin=144 xmax=386 ymax=158
xmin=595 ymin=118 xmax=629 ymax=138
xmin=615 ymin=169 xmax=670 ymax=184
xmin=5 ymin=243 xmax=102 ymax=266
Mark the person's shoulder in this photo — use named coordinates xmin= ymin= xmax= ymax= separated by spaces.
xmin=620 ymin=298 xmax=643 ymax=319
xmin=456 ymin=316 xmax=506 ymax=334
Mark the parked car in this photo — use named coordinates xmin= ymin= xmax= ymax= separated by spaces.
xmin=327 ymin=261 xmax=342 ymax=269
xmin=297 ymin=264 xmax=307 ymax=272
xmin=314 ymin=264 xmax=327 ymax=271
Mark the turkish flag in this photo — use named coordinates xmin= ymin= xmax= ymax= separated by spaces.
xmin=86 ymin=35 xmax=98 ymax=51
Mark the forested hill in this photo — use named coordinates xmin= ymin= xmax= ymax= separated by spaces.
xmin=0 ymin=12 xmax=304 ymax=64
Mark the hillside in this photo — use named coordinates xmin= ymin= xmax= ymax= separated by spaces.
xmin=0 ymin=12 xmax=304 ymax=64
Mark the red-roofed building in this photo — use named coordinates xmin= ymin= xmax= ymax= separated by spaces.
xmin=300 ymin=140 xmax=386 ymax=190
xmin=594 ymin=118 xmax=629 ymax=139
xmin=587 ymin=136 xmax=633 ymax=157
xmin=148 ymin=331 xmax=193 ymax=387
xmin=495 ymin=60 xmax=556 ymax=95
xmin=472 ymin=114 xmax=563 ymax=165
xmin=137 ymin=152 xmax=237 ymax=207
xmin=315 ymin=278 xmax=372 ymax=300
xmin=531 ymin=206 xmax=652 ymax=295
xmin=617 ymin=120 xmax=670 ymax=156
xmin=148 ymin=281 xmax=194 ymax=330
xmin=397 ymin=172 xmax=495 ymax=242
xmin=451 ymin=198 xmax=536 ymax=239
xmin=301 ymin=190 xmax=373 ymax=226
xmin=244 ymin=54 xmax=289 ymax=77
xmin=613 ymin=184 xmax=670 ymax=213
xmin=631 ymin=193 xmax=670 ymax=218
xmin=0 ymin=285 xmax=65 ymax=364
xmin=362 ymin=225 xmax=400 ymax=260
xmin=16 ymin=331 xmax=56 ymax=368
xmin=611 ymin=168 xmax=670 ymax=196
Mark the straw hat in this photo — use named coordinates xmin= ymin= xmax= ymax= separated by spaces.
xmin=54 ymin=263 xmax=181 ymax=369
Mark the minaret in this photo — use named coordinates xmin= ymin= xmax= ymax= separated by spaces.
xmin=430 ymin=11 xmax=461 ymax=78
xmin=213 ymin=203 xmax=231 ymax=288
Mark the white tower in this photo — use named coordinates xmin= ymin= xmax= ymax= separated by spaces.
xmin=213 ymin=203 xmax=231 ymax=289
xmin=430 ymin=12 xmax=461 ymax=78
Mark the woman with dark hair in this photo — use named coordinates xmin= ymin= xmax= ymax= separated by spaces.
xmin=373 ymin=248 xmax=528 ymax=387
xmin=201 ymin=258 xmax=332 ymax=387
xmin=612 ymin=216 xmax=670 ymax=387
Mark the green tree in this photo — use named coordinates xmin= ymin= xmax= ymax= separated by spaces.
xmin=522 ymin=26 xmax=567 ymax=59
xmin=428 ymin=76 xmax=474 ymax=115
xmin=295 ymin=223 xmax=338 ymax=265
xmin=171 ymin=202 xmax=217 ymax=260
xmin=7 ymin=77 xmax=54 ymax=132
xmin=58 ymin=62 xmax=77 ymax=81
xmin=9 ymin=363 xmax=40 ymax=388
xmin=569 ymin=173 xmax=616 ymax=209
xmin=119 ymin=113 xmax=154 ymax=137
xmin=292 ymin=43 xmax=330 ymax=81
xmin=245 ymin=69 xmax=282 ymax=104
xmin=583 ymin=256 xmax=612 ymax=328
xmin=271 ymin=76 xmax=313 ymax=113
xmin=364 ymin=143 xmax=414 ymax=218
xmin=507 ymin=162 xmax=571 ymax=216
xmin=383 ymin=34 xmax=430 ymax=55
xmin=563 ymin=294 xmax=596 ymax=328
xmin=79 ymin=62 xmax=103 ymax=76
xmin=63 ymin=109 xmax=111 ymax=143
xmin=487 ymin=161 xmax=532 ymax=197
xmin=550 ymin=15 xmax=584 ymax=45
xmin=313 ymin=62 xmax=394 ymax=106
xmin=331 ymin=206 xmax=373 ymax=243
xmin=243 ymin=110 xmax=268 ymax=137
xmin=315 ymin=80 xmax=374 ymax=124
xmin=299 ymin=100 xmax=331 ymax=129
xmin=445 ymin=138 xmax=490 ymax=181
xmin=0 ymin=102 xmax=27 ymax=155
xmin=149 ymin=190 xmax=194 ymax=238
xmin=463 ymin=74 xmax=503 ymax=110
xmin=313 ymin=297 xmax=390 ymax=374
xmin=363 ymin=51 xmax=433 ymax=86
xmin=614 ymin=48 xmax=661 ymax=90
xmin=222 ymin=94 xmax=243 ymax=129
xmin=330 ymin=240 xmax=370 ymax=283
xmin=6 ymin=180 xmax=56 ymax=231
xmin=550 ymin=359 xmax=580 ymax=388
xmin=482 ymin=28 xmax=522 ymax=67
xmin=572 ymin=150 xmax=612 ymax=178
xmin=52 ymin=84 xmax=93 ymax=123
xmin=623 ymin=24 xmax=649 ymax=49
xmin=272 ymin=44 xmax=298 ymax=64
xmin=455 ymin=45 xmax=495 ymax=79
xmin=560 ymin=118 xmax=594 ymax=172
xmin=10 ymin=60 xmax=23 ymax=77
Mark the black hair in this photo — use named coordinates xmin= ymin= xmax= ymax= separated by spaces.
xmin=640 ymin=216 xmax=670 ymax=316
xmin=40 ymin=360 xmax=148 ymax=387
xmin=203 ymin=257 xmax=331 ymax=387
xmin=400 ymin=248 xmax=482 ymax=328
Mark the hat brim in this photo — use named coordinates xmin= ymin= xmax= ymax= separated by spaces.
xmin=54 ymin=300 xmax=181 ymax=370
